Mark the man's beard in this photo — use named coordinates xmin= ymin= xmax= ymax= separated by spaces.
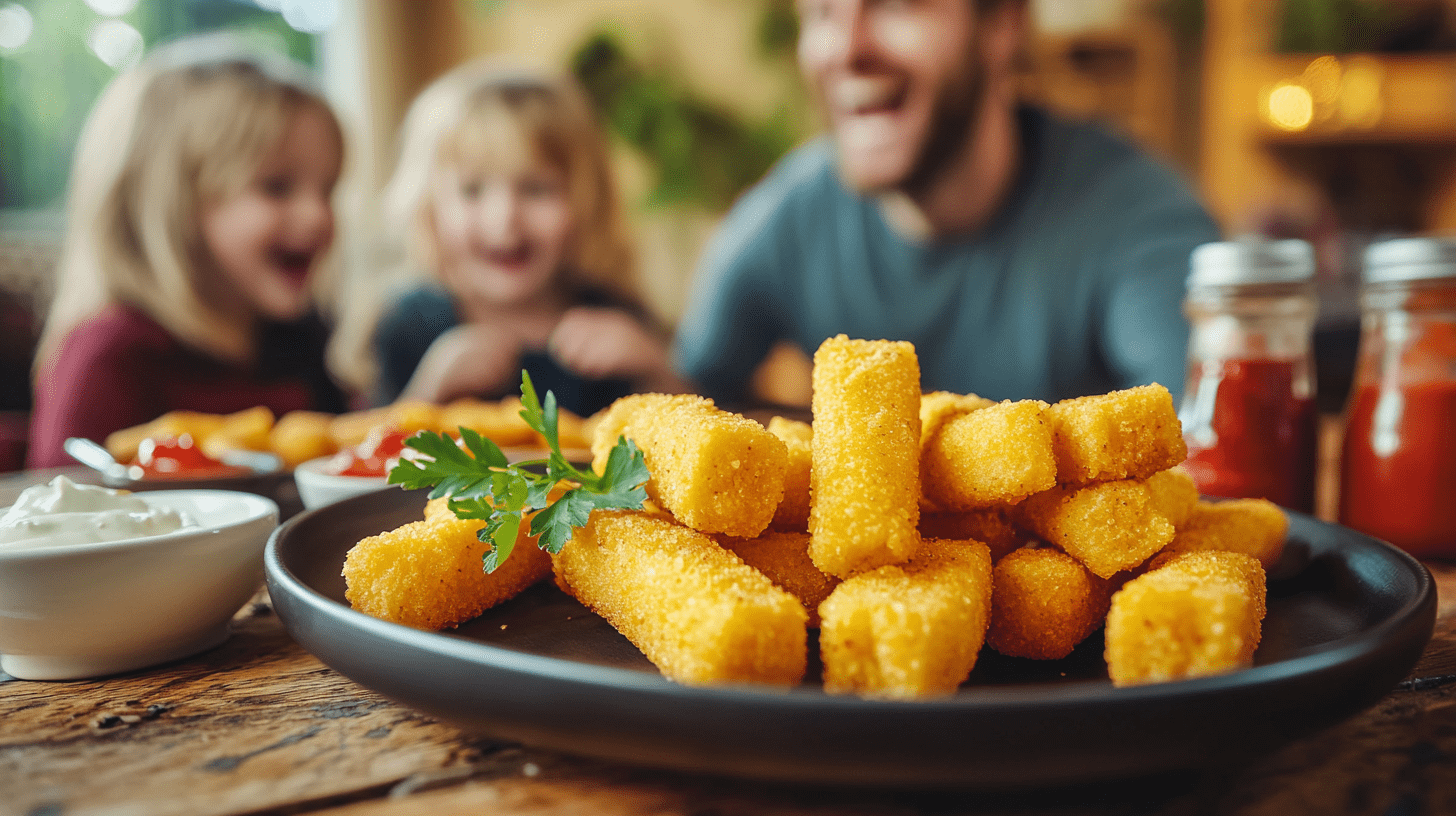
xmin=899 ymin=55 xmax=987 ymax=199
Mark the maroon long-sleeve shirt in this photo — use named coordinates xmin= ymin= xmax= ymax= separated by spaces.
xmin=28 ymin=303 xmax=346 ymax=468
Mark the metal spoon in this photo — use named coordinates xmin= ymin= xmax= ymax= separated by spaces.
xmin=62 ymin=437 xmax=134 ymax=483
xmin=64 ymin=437 xmax=283 ymax=482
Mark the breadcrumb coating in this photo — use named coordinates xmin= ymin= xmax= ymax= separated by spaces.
xmin=987 ymin=547 xmax=1111 ymax=660
xmin=921 ymin=399 xmax=1057 ymax=509
xmin=1045 ymin=384 xmax=1187 ymax=485
xmin=1105 ymin=551 xmax=1266 ymax=686
xmin=819 ymin=538 xmax=993 ymax=699
xmin=809 ymin=336 xmax=922 ymax=578
xmin=554 ymin=511 xmax=808 ymax=686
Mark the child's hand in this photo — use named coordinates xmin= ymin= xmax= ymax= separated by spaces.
xmin=402 ymin=323 xmax=523 ymax=404
xmin=549 ymin=307 xmax=670 ymax=382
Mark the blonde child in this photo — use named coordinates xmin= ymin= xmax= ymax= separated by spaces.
xmin=370 ymin=62 xmax=686 ymax=416
xmin=27 ymin=42 xmax=348 ymax=468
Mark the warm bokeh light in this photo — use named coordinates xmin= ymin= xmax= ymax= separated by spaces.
xmin=1339 ymin=56 xmax=1384 ymax=128
xmin=1302 ymin=55 xmax=1342 ymax=118
xmin=1265 ymin=82 xmax=1314 ymax=132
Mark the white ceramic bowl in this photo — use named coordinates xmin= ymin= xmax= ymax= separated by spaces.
xmin=0 ymin=490 xmax=278 ymax=680
xmin=293 ymin=456 xmax=395 ymax=510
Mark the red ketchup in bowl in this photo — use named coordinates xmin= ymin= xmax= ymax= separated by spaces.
xmin=325 ymin=428 xmax=415 ymax=477
xmin=129 ymin=435 xmax=250 ymax=480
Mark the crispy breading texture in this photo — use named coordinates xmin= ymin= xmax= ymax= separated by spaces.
xmin=1017 ymin=480 xmax=1175 ymax=578
xmin=718 ymin=531 xmax=839 ymax=627
xmin=270 ymin=410 xmax=338 ymax=469
xmin=809 ymin=336 xmax=922 ymax=578
xmin=1159 ymin=499 xmax=1288 ymax=569
xmin=987 ymin=547 xmax=1111 ymax=660
xmin=343 ymin=514 xmax=552 ymax=630
xmin=1045 ymin=384 xmax=1187 ymax=485
xmin=591 ymin=394 xmax=788 ymax=538
xmin=767 ymin=416 xmax=812 ymax=531
xmin=554 ymin=511 xmax=808 ymax=686
xmin=1146 ymin=466 xmax=1200 ymax=529
xmin=1105 ymin=551 xmax=1266 ymax=686
xmin=919 ymin=391 xmax=996 ymax=450
xmin=918 ymin=507 xmax=1033 ymax=563
xmin=200 ymin=406 xmax=276 ymax=459
xmin=922 ymin=399 xmax=1057 ymax=509
xmin=818 ymin=538 xmax=993 ymax=699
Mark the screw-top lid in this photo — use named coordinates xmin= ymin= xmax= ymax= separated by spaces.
xmin=1363 ymin=237 xmax=1456 ymax=283
xmin=1188 ymin=239 xmax=1316 ymax=288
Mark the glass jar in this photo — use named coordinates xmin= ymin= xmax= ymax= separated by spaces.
xmin=1339 ymin=237 xmax=1456 ymax=558
xmin=1177 ymin=240 xmax=1319 ymax=512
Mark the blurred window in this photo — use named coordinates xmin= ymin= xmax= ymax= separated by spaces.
xmin=0 ymin=0 xmax=323 ymax=214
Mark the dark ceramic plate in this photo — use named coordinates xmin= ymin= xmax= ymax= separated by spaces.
xmin=266 ymin=488 xmax=1436 ymax=789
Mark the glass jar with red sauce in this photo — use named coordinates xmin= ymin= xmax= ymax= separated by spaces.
xmin=1339 ymin=238 xmax=1456 ymax=558
xmin=1177 ymin=240 xmax=1319 ymax=512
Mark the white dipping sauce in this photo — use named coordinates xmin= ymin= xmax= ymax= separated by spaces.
xmin=0 ymin=476 xmax=198 ymax=551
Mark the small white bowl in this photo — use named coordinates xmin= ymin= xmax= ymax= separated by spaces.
xmin=293 ymin=456 xmax=395 ymax=510
xmin=0 ymin=490 xmax=278 ymax=680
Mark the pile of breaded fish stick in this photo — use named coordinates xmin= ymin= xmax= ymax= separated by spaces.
xmin=344 ymin=334 xmax=1289 ymax=698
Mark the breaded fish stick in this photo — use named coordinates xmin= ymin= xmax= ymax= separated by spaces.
xmin=1105 ymin=551 xmax=1266 ymax=686
xmin=766 ymin=416 xmax=812 ymax=531
xmin=987 ymin=547 xmax=1110 ymax=660
xmin=1017 ymin=479 xmax=1175 ymax=578
xmin=921 ymin=399 xmax=1057 ymax=509
xmin=809 ymin=336 xmax=922 ymax=577
xmin=1159 ymin=498 xmax=1288 ymax=569
xmin=918 ymin=507 xmax=1033 ymax=563
xmin=591 ymin=394 xmax=788 ymax=538
xmin=1045 ymin=384 xmax=1187 ymax=485
xmin=1146 ymin=466 xmax=1200 ymax=529
xmin=554 ymin=511 xmax=808 ymax=686
xmin=819 ymin=538 xmax=993 ymax=699
xmin=718 ymin=530 xmax=840 ymax=627
xmin=343 ymin=514 xmax=552 ymax=630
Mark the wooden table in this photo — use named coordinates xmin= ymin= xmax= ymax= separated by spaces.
xmin=2 ymin=477 xmax=1455 ymax=815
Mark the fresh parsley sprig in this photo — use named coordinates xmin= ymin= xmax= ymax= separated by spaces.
xmin=387 ymin=371 xmax=649 ymax=572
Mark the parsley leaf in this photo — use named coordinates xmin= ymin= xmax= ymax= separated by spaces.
xmin=387 ymin=371 xmax=650 ymax=572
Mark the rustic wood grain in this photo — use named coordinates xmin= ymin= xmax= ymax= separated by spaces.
xmin=3 ymin=564 xmax=1452 ymax=816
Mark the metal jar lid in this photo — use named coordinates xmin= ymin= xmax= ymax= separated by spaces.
xmin=1363 ymin=237 xmax=1456 ymax=283
xmin=1188 ymin=239 xmax=1315 ymax=288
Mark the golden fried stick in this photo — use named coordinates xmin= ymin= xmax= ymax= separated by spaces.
xmin=766 ymin=416 xmax=812 ymax=531
xmin=718 ymin=530 xmax=839 ymax=627
xmin=591 ymin=394 xmax=788 ymax=538
xmin=987 ymin=547 xmax=1111 ymax=660
xmin=554 ymin=511 xmax=807 ymax=686
xmin=1105 ymin=551 xmax=1266 ymax=686
xmin=809 ymin=336 xmax=922 ymax=578
xmin=921 ymin=399 xmax=1057 ymax=510
xmin=343 ymin=513 xmax=552 ymax=630
xmin=1016 ymin=479 xmax=1175 ymax=578
xmin=917 ymin=507 xmax=1034 ymax=563
xmin=270 ymin=410 xmax=338 ymax=469
xmin=818 ymin=538 xmax=992 ymax=699
xmin=1146 ymin=466 xmax=1200 ymax=529
xmin=1045 ymin=384 xmax=1187 ymax=485
xmin=1159 ymin=498 xmax=1288 ymax=569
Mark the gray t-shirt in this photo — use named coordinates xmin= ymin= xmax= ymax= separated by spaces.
xmin=673 ymin=107 xmax=1221 ymax=404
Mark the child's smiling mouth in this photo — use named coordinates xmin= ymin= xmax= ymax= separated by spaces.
xmin=482 ymin=244 xmax=534 ymax=272
xmin=270 ymin=247 xmax=316 ymax=284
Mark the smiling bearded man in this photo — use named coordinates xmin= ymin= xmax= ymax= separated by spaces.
xmin=673 ymin=0 xmax=1222 ymax=407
